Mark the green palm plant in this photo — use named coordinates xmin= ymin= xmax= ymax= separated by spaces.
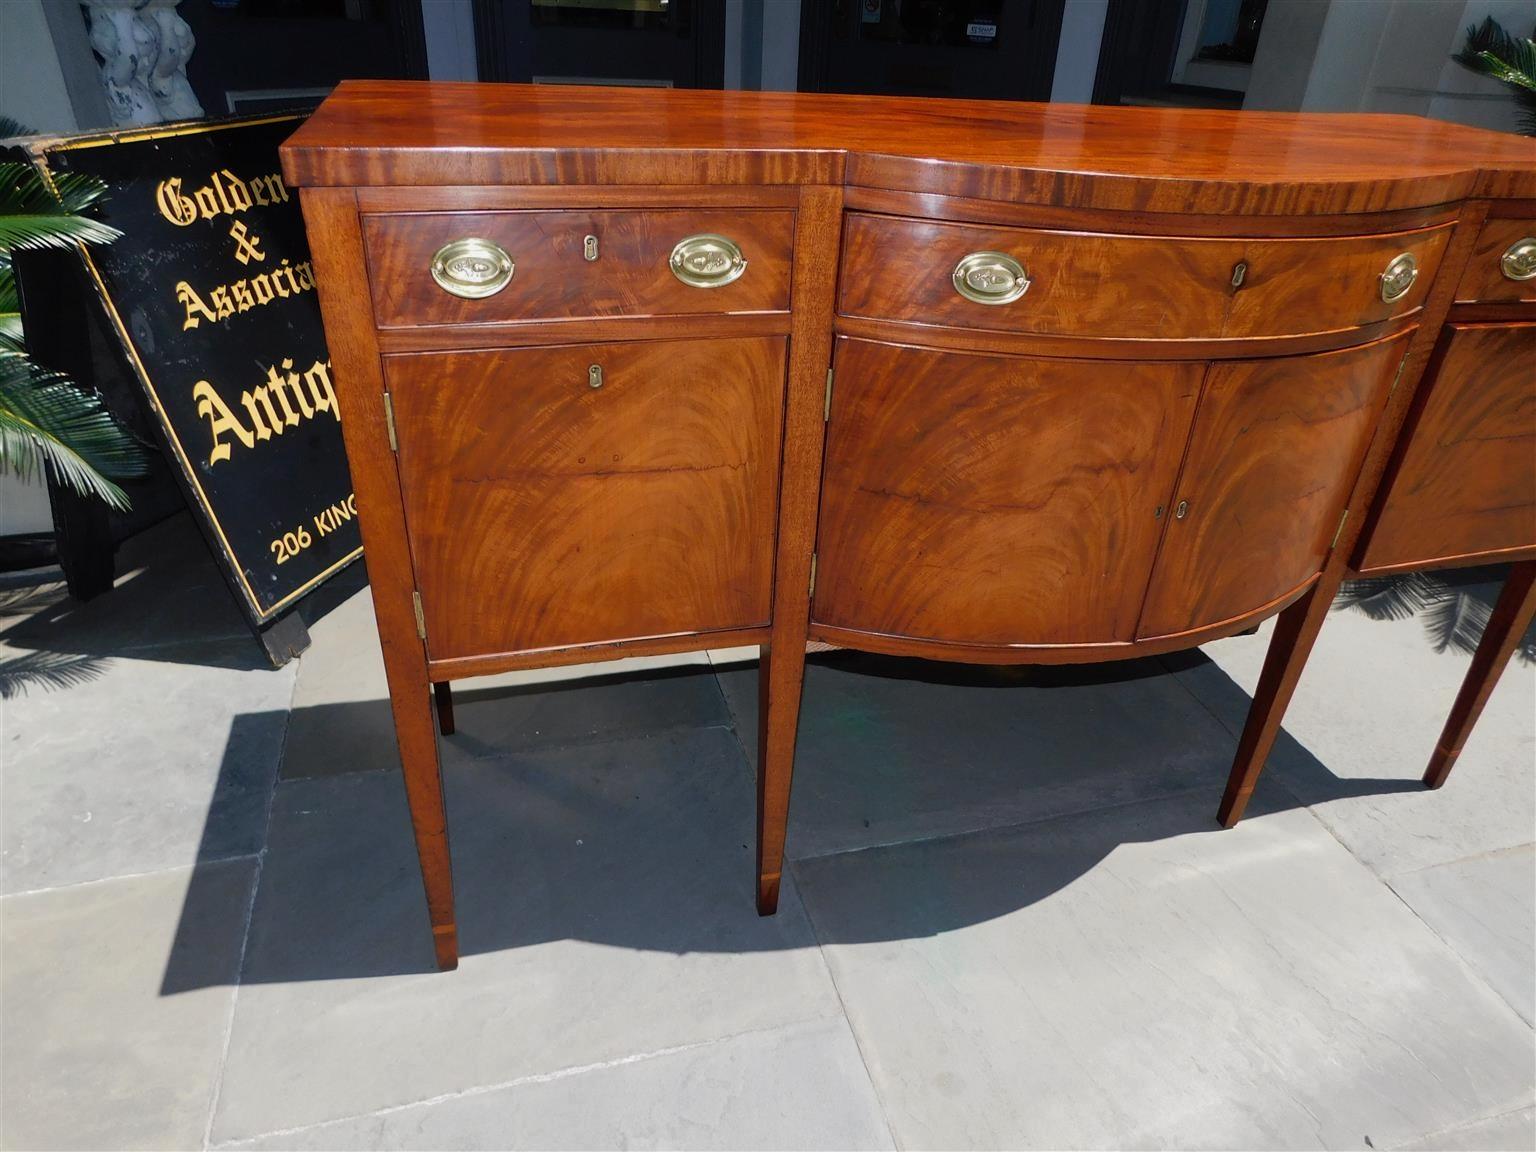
xmin=0 ymin=118 xmax=147 ymax=510
xmin=1454 ymin=17 xmax=1536 ymax=136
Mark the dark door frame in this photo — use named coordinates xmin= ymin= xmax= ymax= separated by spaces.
xmin=474 ymin=0 xmax=726 ymax=88
xmin=798 ymin=0 xmax=1066 ymax=101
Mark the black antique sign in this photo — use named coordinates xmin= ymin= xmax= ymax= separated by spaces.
xmin=37 ymin=115 xmax=360 ymax=625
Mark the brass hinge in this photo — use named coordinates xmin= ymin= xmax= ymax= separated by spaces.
xmin=823 ymin=367 xmax=834 ymax=421
xmin=412 ymin=589 xmax=426 ymax=639
xmin=383 ymin=391 xmax=398 ymax=452
xmin=1330 ymin=508 xmax=1350 ymax=551
xmin=808 ymin=552 xmax=818 ymax=598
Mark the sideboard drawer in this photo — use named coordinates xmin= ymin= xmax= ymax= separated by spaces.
xmin=1456 ymin=218 xmax=1536 ymax=303
xmin=839 ymin=213 xmax=1449 ymax=341
xmin=384 ymin=337 xmax=786 ymax=660
xmin=1357 ymin=323 xmax=1536 ymax=572
xmin=365 ymin=209 xmax=794 ymax=328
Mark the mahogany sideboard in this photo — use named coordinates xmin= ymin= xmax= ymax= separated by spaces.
xmin=281 ymin=81 xmax=1536 ymax=970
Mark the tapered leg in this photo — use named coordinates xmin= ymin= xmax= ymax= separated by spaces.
xmin=753 ymin=186 xmax=842 ymax=915
xmin=1424 ymin=562 xmax=1536 ymax=790
xmin=756 ymin=640 xmax=809 ymax=914
xmin=302 ymin=187 xmax=457 ymax=970
xmin=433 ymin=681 xmax=456 ymax=736
xmin=389 ymin=677 xmax=458 ymax=969
xmin=1218 ymin=577 xmax=1340 ymax=827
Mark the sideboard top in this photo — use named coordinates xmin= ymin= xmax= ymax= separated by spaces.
xmin=281 ymin=80 xmax=1536 ymax=214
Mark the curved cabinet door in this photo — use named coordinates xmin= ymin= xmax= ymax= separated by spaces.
xmin=813 ymin=338 xmax=1202 ymax=647
xmin=1137 ymin=331 xmax=1411 ymax=640
xmin=1357 ymin=323 xmax=1536 ymax=573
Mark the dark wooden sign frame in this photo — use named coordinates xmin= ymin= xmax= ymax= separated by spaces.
xmin=20 ymin=114 xmax=361 ymax=664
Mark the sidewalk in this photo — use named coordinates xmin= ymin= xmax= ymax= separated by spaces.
xmin=2 ymin=513 xmax=1532 ymax=1150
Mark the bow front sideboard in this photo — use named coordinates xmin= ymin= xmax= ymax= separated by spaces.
xmin=281 ymin=82 xmax=1536 ymax=970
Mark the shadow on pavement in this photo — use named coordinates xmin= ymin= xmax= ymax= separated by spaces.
xmin=160 ymin=647 xmax=1423 ymax=993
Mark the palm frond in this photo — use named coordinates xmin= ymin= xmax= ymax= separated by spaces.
xmin=1423 ymin=589 xmax=1493 ymax=657
xmin=0 ymin=117 xmax=35 ymax=140
xmin=0 ymin=163 xmax=121 ymax=253
xmin=0 ymin=313 xmax=23 ymax=352
xmin=0 ymin=650 xmax=111 ymax=699
xmin=1334 ymin=571 xmax=1449 ymax=622
xmin=1454 ymin=17 xmax=1536 ymax=136
xmin=0 ymin=351 xmax=147 ymax=508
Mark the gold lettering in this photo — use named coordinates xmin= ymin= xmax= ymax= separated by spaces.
xmin=170 ymin=261 xmax=315 ymax=324
xmin=218 ymin=169 xmax=252 ymax=213
xmin=155 ymin=178 xmax=198 ymax=227
xmin=155 ymin=168 xmax=287 ymax=227
xmin=263 ymin=364 xmax=302 ymax=428
xmin=303 ymin=360 xmax=339 ymax=420
xmin=229 ymin=219 xmax=265 ymax=265
xmin=192 ymin=358 xmax=340 ymax=462
xmin=240 ymin=385 xmax=281 ymax=442
xmin=192 ymin=380 xmax=254 ymax=464
xmin=194 ymin=185 xmax=221 ymax=220
xmin=277 ymin=358 xmax=313 ymax=419
xmin=175 ymin=281 xmax=218 ymax=330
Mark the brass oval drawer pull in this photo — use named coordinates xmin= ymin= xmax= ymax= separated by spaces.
xmin=952 ymin=251 xmax=1030 ymax=305
xmin=1378 ymin=252 xmax=1418 ymax=304
xmin=1500 ymin=237 xmax=1536 ymax=282
xmin=430 ymin=238 xmax=514 ymax=299
xmin=669 ymin=233 xmax=747 ymax=288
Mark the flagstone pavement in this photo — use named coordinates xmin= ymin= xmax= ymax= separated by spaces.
xmin=2 ymin=514 xmax=1532 ymax=1150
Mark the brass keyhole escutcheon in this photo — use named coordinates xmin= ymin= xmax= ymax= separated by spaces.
xmin=1175 ymin=499 xmax=1190 ymax=520
xmin=1230 ymin=261 xmax=1247 ymax=291
xmin=669 ymin=234 xmax=747 ymax=288
xmin=430 ymin=238 xmax=515 ymax=299
xmin=584 ymin=234 xmax=599 ymax=262
xmin=952 ymin=251 xmax=1030 ymax=305
xmin=588 ymin=364 xmax=603 ymax=389
xmin=1378 ymin=252 xmax=1418 ymax=304
xmin=1500 ymin=237 xmax=1536 ymax=281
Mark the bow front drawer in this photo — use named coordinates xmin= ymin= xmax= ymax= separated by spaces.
xmin=1456 ymin=218 xmax=1536 ymax=303
xmin=838 ymin=213 xmax=1451 ymax=342
xmin=363 ymin=209 xmax=795 ymax=328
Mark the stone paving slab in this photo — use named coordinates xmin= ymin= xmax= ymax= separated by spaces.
xmin=1 ymin=859 xmax=256 ymax=1151
xmin=1 ymin=639 xmax=294 ymax=894
xmin=716 ymin=651 xmax=1242 ymax=861
xmin=222 ymin=1017 xmax=892 ymax=1151
xmin=281 ymin=582 xmax=715 ymax=780
xmin=1395 ymin=1106 xmax=1536 ymax=1151
xmin=1167 ymin=602 xmax=1536 ymax=878
xmin=1388 ymin=845 xmax=1536 ymax=1026
xmin=0 ymin=515 xmax=252 ymax=655
xmin=211 ymin=727 xmax=841 ymax=1143
xmin=794 ymin=791 xmax=1536 ymax=1151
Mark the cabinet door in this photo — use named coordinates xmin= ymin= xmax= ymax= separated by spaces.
xmin=813 ymin=339 xmax=1202 ymax=647
xmin=1358 ymin=324 xmax=1536 ymax=573
xmin=1138 ymin=332 xmax=1410 ymax=639
xmin=384 ymin=337 xmax=785 ymax=660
